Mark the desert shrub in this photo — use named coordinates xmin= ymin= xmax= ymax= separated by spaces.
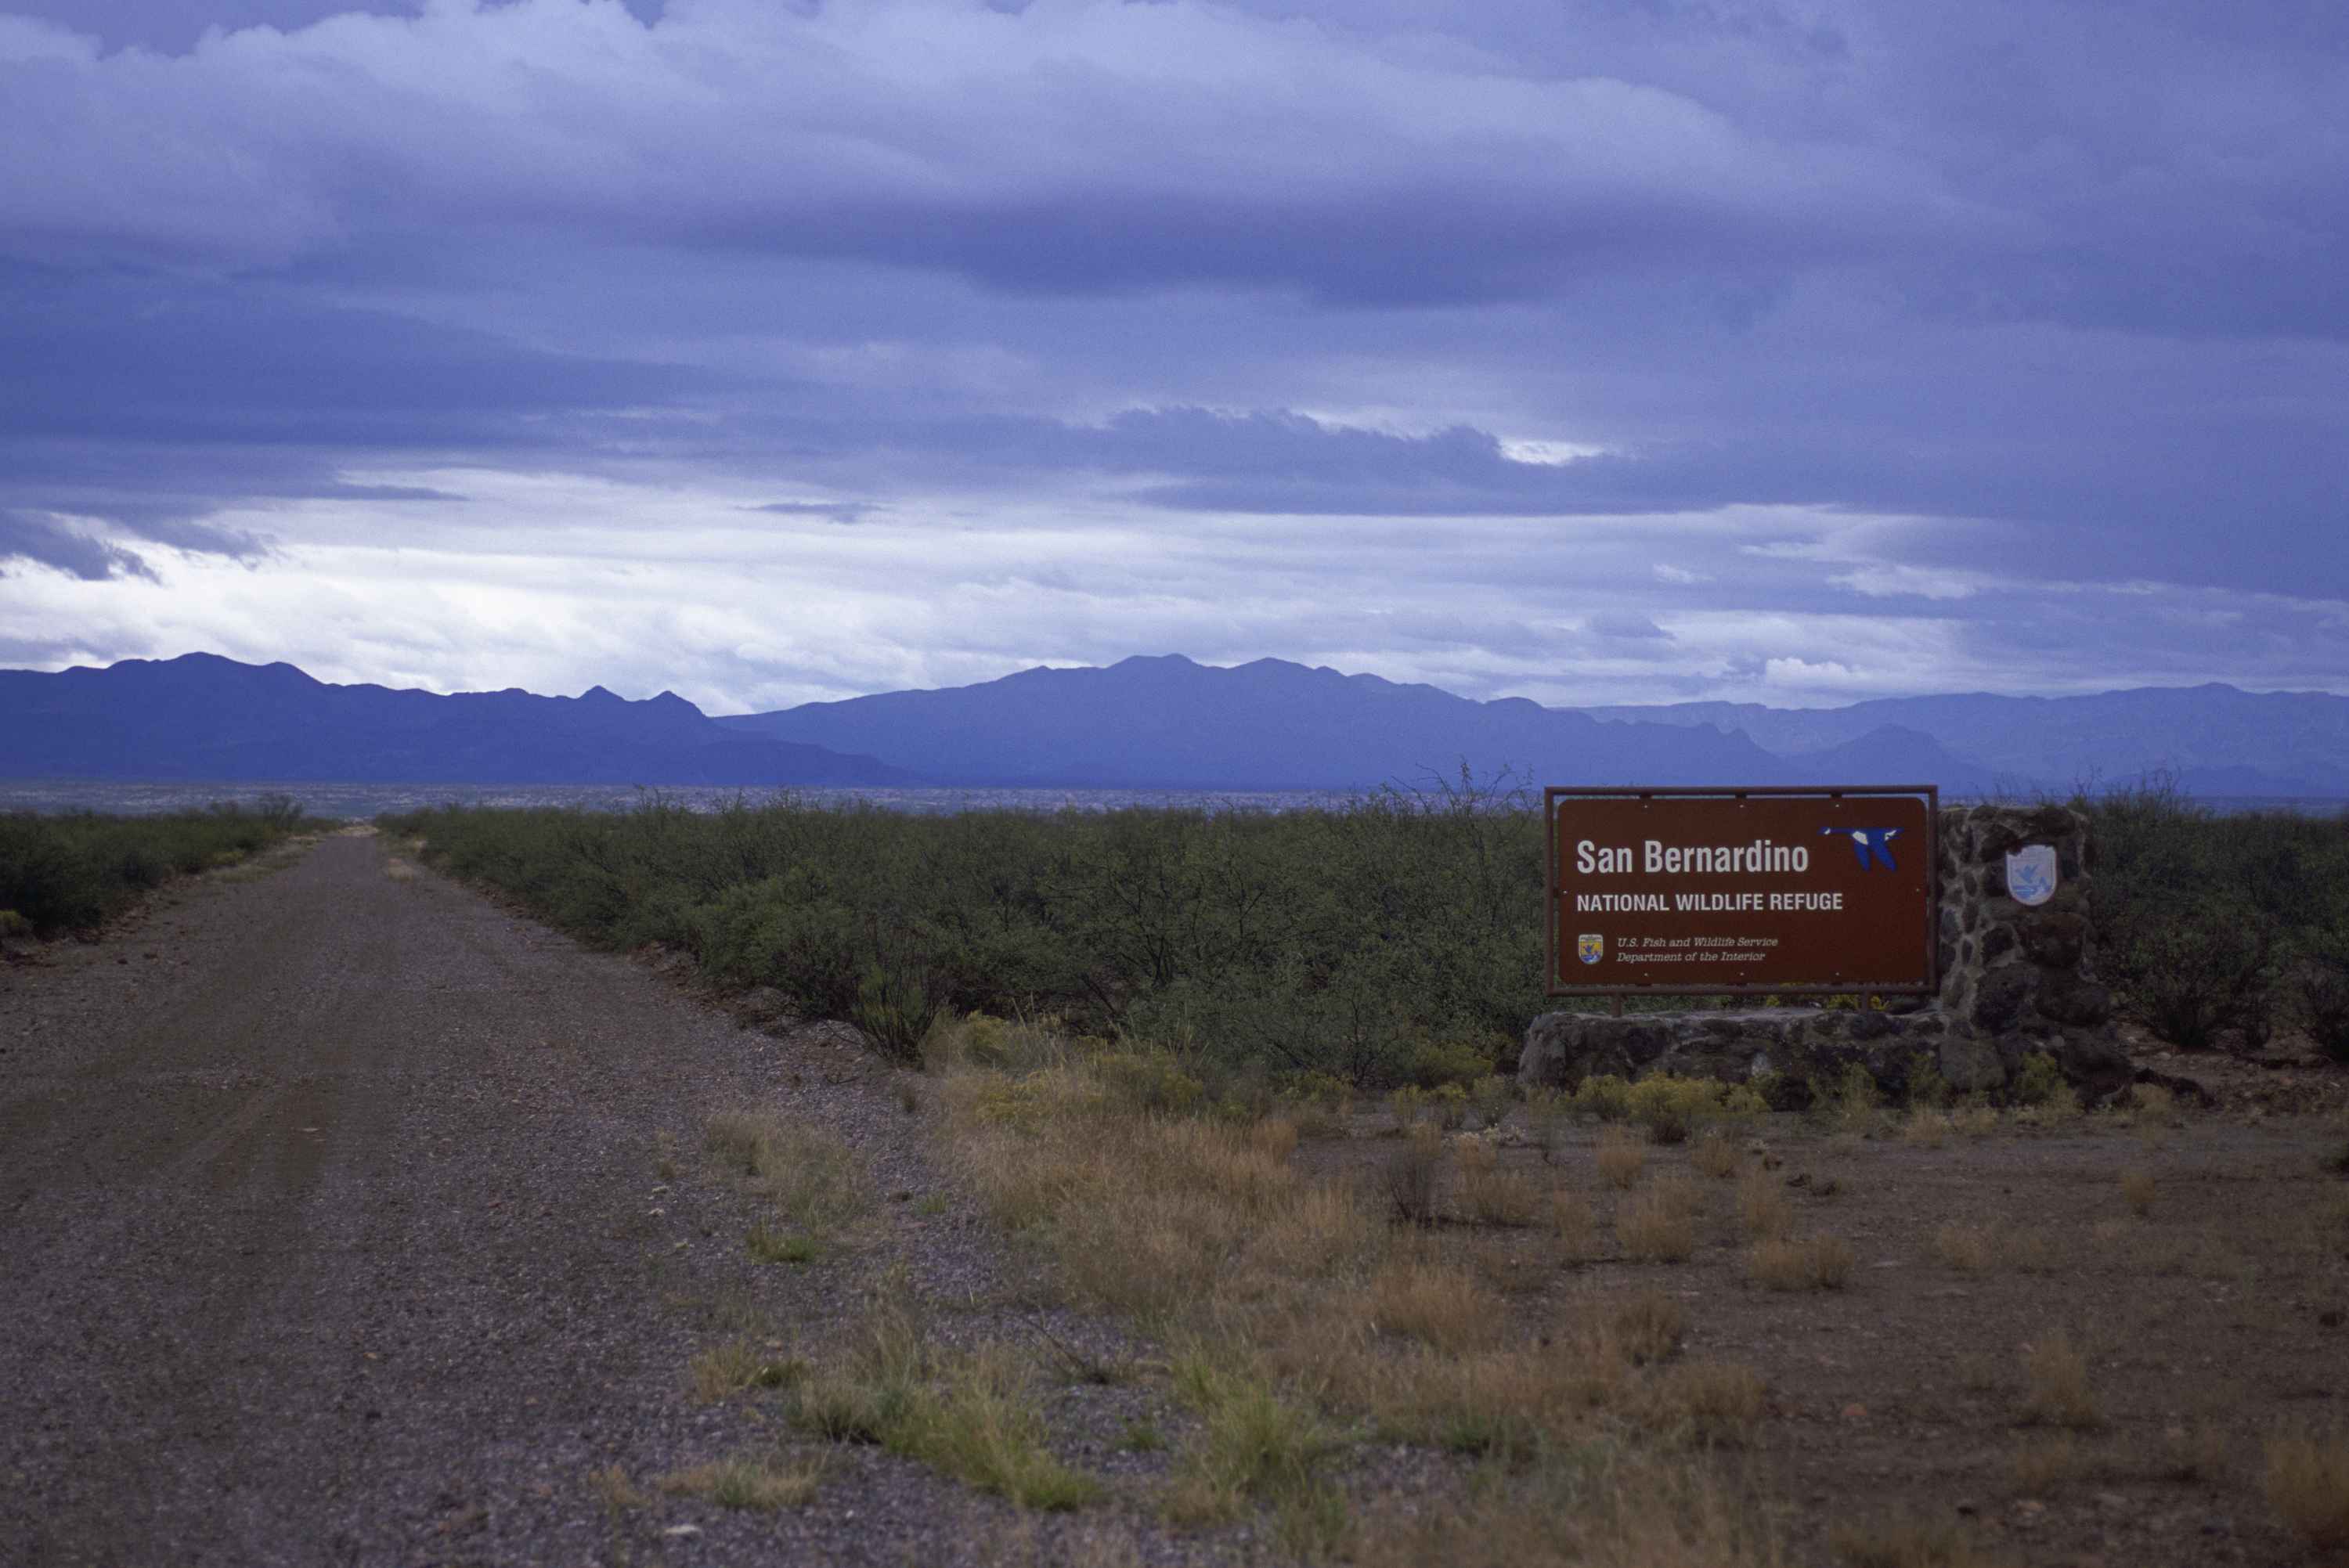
xmin=390 ymin=780 xmax=1552 ymax=1090
xmin=2264 ymin=1427 xmax=2349 ymax=1549
xmin=1571 ymin=1074 xmax=1634 ymax=1122
xmin=2292 ymin=928 xmax=2349 ymax=1064
xmin=0 ymin=802 xmax=306 ymax=935
xmin=2013 ymin=1052 xmax=2067 ymax=1106
xmin=1904 ymin=1052 xmax=1952 ymax=1108
xmin=1624 ymin=1075 xmax=1761 ymax=1144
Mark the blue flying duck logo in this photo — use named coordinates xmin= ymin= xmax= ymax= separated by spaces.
xmin=1822 ymin=825 xmax=1903 ymax=871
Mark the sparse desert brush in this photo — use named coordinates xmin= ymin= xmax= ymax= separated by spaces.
xmin=1900 ymin=1109 xmax=1950 ymax=1148
xmin=1571 ymin=1073 xmax=1633 ymax=1122
xmin=1650 ymin=1171 xmax=1705 ymax=1217
xmin=1547 ymin=1190 xmax=1598 ymax=1260
xmin=1383 ymin=1126 xmax=1446 ymax=1224
xmin=1468 ymin=1073 xmax=1516 ymax=1129
xmin=1932 ymin=1223 xmax=1995 ymax=1272
xmin=1618 ymin=1188 xmax=1696 ymax=1262
xmin=1828 ymin=1516 xmax=2001 ymax=1567
xmin=1524 ymin=1087 xmax=1574 ymax=1163
xmin=2160 ymin=1420 xmax=2231 ymax=1483
xmin=2008 ymin=1433 xmax=2081 ymax=1492
xmin=1249 ymin=1116 xmax=1301 ymax=1164
xmin=1164 ymin=1353 xmax=1339 ymax=1534
xmin=2019 ymin=1332 xmax=2100 ymax=1429
xmin=1952 ymin=1101 xmax=2001 ymax=1138
xmin=1650 ymin=1361 xmax=1765 ymax=1447
xmin=705 ymin=1109 xmax=867 ymax=1231
xmin=1348 ymin=1453 xmax=1775 ymax=1568
xmin=2120 ymin=1168 xmax=2156 ymax=1217
xmin=1457 ymin=1150 xmax=1543 ymax=1227
xmin=746 ymin=1223 xmax=821 ymax=1265
xmin=587 ymin=1463 xmax=651 ymax=1516
xmin=2004 ymin=1228 xmax=2058 ymax=1275
xmin=1735 ymin=1167 xmax=1792 ymax=1240
xmin=1747 ymin=1233 xmax=1853 ymax=1291
xmin=689 ymin=1338 xmax=806 ymax=1402
xmin=1369 ymin=1258 xmax=1503 ymax=1353
xmin=659 ymin=1450 xmax=822 ymax=1511
xmin=1611 ymin=1289 xmax=1687 ymax=1364
xmin=1824 ymin=1062 xmax=1882 ymax=1134
xmin=1694 ymin=1129 xmax=1742 ymax=1179
xmin=2264 ymin=1428 xmax=2349 ymax=1548
xmin=796 ymin=1317 xmax=1098 ymax=1512
xmin=1596 ymin=1125 xmax=1646 ymax=1188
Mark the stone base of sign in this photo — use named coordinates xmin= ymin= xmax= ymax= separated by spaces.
xmin=1520 ymin=803 xmax=2131 ymax=1104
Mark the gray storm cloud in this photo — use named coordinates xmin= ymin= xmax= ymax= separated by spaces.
xmin=0 ymin=0 xmax=2341 ymax=701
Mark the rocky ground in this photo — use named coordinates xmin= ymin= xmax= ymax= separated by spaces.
xmin=0 ymin=831 xmax=1209 ymax=1568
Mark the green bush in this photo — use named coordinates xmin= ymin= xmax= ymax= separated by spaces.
xmin=0 ymin=802 xmax=308 ymax=936
xmin=2014 ymin=1051 xmax=2067 ymax=1105
xmin=386 ymin=783 xmax=1549 ymax=1089
xmin=2082 ymin=782 xmax=2344 ymax=1052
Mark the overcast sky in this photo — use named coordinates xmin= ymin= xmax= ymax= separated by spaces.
xmin=2 ymin=0 xmax=2343 ymax=714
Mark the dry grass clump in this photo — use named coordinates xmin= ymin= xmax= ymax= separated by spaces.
xmin=794 ymin=1307 xmax=1099 ymax=1512
xmin=658 ymin=1450 xmax=823 ymax=1511
xmin=586 ymin=1463 xmax=651 ymax=1516
xmin=2018 ymin=1332 xmax=2100 ymax=1429
xmin=1611 ymin=1289 xmax=1687 ymax=1365
xmin=2008 ymin=1433 xmax=2081 ymax=1492
xmin=705 ymin=1108 xmax=868 ymax=1232
xmin=1369 ymin=1257 xmax=1503 ymax=1353
xmin=1693 ymin=1130 xmax=1743 ymax=1179
xmin=2264 ymin=1428 xmax=2349 ymax=1548
xmin=1931 ymin=1223 xmax=1995 ymax=1273
xmin=1746 ymin=1233 xmax=1854 ymax=1292
xmin=1383 ymin=1126 xmax=1446 ymax=1224
xmin=2120 ymin=1168 xmax=2156 ymax=1217
xmin=1350 ymin=1452 xmax=1780 ymax=1568
xmin=1164 ymin=1352 xmax=1344 ymax=1554
xmin=1951 ymin=1103 xmax=2001 ymax=1138
xmin=1648 ymin=1361 xmax=1766 ymax=1447
xmin=1456 ymin=1138 xmax=1543 ymax=1226
xmin=1547 ymin=1189 xmax=1599 ymax=1261
xmin=1596 ymin=1125 xmax=1647 ymax=1188
xmin=2129 ymin=1082 xmax=2181 ymax=1125
xmin=1618 ymin=1187 xmax=1697 ymax=1263
xmin=688 ymin=1337 xmax=806 ymax=1402
xmin=2159 ymin=1421 xmax=2231 ymax=1483
xmin=2004 ymin=1229 xmax=2057 ymax=1275
xmin=1900 ymin=1110 xmax=1950 ymax=1148
xmin=1828 ymin=1516 xmax=2001 ymax=1566
xmin=1735 ymin=1167 xmax=1792 ymax=1240
xmin=745 ymin=1222 xmax=822 ymax=1265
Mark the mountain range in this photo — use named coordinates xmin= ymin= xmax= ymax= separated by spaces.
xmin=0 ymin=654 xmax=908 ymax=786
xmin=3 ymin=651 xmax=2346 ymax=798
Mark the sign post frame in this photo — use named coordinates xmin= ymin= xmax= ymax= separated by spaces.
xmin=1544 ymin=784 xmax=1940 ymax=1002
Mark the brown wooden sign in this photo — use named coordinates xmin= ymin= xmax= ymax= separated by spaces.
xmin=1546 ymin=787 xmax=1939 ymax=997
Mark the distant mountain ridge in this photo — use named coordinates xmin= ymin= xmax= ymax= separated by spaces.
xmin=719 ymin=653 xmax=1815 ymax=789
xmin=1575 ymin=685 xmax=2349 ymax=798
xmin=2 ymin=652 xmax=2343 ymax=797
xmin=0 ymin=653 xmax=909 ymax=785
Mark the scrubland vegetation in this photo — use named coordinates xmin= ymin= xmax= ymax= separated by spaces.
xmin=0 ymin=794 xmax=309 ymax=935
xmin=384 ymin=778 xmax=2349 ymax=1083
xmin=651 ymin=1009 xmax=2349 ymax=1563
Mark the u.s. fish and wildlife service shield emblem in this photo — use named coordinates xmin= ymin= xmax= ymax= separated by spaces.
xmin=1577 ymin=932 xmax=1604 ymax=965
xmin=2005 ymin=845 xmax=2059 ymax=907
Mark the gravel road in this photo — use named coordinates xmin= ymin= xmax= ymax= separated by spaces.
xmin=0 ymin=832 xmax=1175 ymax=1568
